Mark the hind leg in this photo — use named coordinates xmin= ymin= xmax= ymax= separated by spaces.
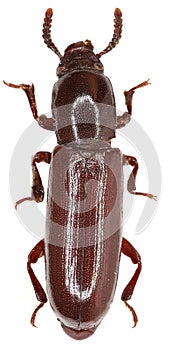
xmin=27 ymin=239 xmax=47 ymax=327
xmin=121 ymin=237 xmax=142 ymax=327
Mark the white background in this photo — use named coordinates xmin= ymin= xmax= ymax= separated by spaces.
xmin=1 ymin=0 xmax=171 ymax=349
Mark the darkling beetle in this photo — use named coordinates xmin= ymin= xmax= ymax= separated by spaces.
xmin=4 ymin=8 xmax=156 ymax=340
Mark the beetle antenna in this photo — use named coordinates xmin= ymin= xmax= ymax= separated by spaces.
xmin=42 ymin=8 xmax=63 ymax=60
xmin=96 ymin=8 xmax=122 ymax=58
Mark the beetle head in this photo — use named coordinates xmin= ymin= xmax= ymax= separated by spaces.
xmin=56 ymin=40 xmax=104 ymax=77
xmin=42 ymin=8 xmax=122 ymax=77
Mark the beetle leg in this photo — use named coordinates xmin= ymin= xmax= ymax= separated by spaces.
xmin=15 ymin=151 xmax=51 ymax=209
xmin=124 ymin=79 xmax=150 ymax=115
xmin=116 ymin=79 xmax=150 ymax=129
xmin=123 ymin=155 xmax=157 ymax=200
xmin=121 ymin=237 xmax=142 ymax=327
xmin=3 ymin=80 xmax=54 ymax=130
xmin=27 ymin=239 xmax=47 ymax=327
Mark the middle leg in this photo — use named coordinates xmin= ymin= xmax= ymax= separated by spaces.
xmin=123 ymin=154 xmax=157 ymax=200
xmin=15 ymin=151 xmax=51 ymax=209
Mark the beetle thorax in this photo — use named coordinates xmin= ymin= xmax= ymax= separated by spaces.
xmin=56 ymin=40 xmax=104 ymax=77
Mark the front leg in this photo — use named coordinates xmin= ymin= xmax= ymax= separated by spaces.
xmin=15 ymin=151 xmax=51 ymax=209
xmin=3 ymin=81 xmax=54 ymax=130
xmin=123 ymin=155 xmax=157 ymax=200
xmin=116 ymin=79 xmax=150 ymax=129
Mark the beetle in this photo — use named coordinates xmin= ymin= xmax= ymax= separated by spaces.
xmin=4 ymin=8 xmax=156 ymax=340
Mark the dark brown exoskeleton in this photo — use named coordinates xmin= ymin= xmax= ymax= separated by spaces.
xmin=4 ymin=8 xmax=156 ymax=340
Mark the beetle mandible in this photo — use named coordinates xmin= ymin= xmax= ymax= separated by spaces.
xmin=4 ymin=8 xmax=156 ymax=340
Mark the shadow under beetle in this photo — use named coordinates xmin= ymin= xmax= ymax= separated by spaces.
xmin=4 ymin=8 xmax=156 ymax=340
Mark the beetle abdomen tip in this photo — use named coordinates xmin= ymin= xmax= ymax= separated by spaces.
xmin=61 ymin=324 xmax=97 ymax=340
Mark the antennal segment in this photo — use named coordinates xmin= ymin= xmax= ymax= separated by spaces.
xmin=42 ymin=8 xmax=63 ymax=59
xmin=96 ymin=8 xmax=122 ymax=59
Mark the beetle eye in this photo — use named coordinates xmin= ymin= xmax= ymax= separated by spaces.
xmin=57 ymin=65 xmax=65 ymax=76
xmin=94 ymin=62 xmax=103 ymax=71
